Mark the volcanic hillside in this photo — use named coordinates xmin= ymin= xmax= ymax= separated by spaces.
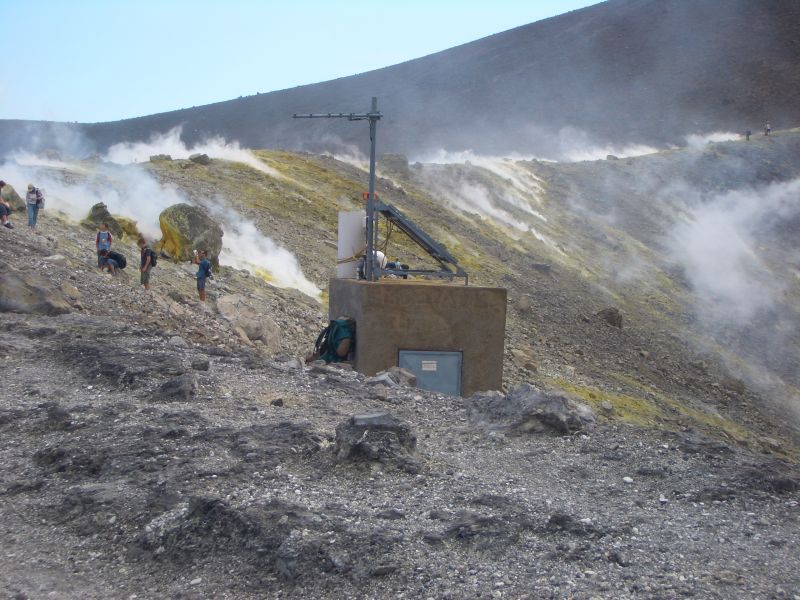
xmin=3 ymin=0 xmax=800 ymax=157
xmin=1 ymin=131 xmax=799 ymax=598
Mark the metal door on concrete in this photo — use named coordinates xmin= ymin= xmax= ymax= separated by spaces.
xmin=398 ymin=350 xmax=462 ymax=396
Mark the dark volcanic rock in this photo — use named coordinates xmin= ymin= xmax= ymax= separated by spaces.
xmin=156 ymin=373 xmax=198 ymax=402
xmin=81 ymin=202 xmax=123 ymax=237
xmin=596 ymin=307 xmax=623 ymax=328
xmin=334 ymin=411 xmax=418 ymax=473
xmin=466 ymin=383 xmax=596 ymax=434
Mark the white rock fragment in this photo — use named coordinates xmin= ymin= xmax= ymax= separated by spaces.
xmin=623 ymin=476 xmax=634 ymax=484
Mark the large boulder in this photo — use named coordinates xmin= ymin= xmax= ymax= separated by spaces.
xmin=334 ymin=411 xmax=418 ymax=473
xmin=115 ymin=216 xmax=142 ymax=240
xmin=465 ymin=383 xmax=596 ymax=435
xmin=1 ymin=182 xmax=25 ymax=211
xmin=216 ymin=294 xmax=281 ymax=351
xmin=158 ymin=204 xmax=223 ymax=267
xmin=81 ymin=202 xmax=123 ymax=237
xmin=0 ymin=270 xmax=71 ymax=315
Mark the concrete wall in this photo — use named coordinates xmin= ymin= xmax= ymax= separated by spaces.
xmin=329 ymin=279 xmax=507 ymax=396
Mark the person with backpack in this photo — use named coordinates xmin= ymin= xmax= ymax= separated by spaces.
xmin=25 ymin=183 xmax=44 ymax=231
xmin=0 ymin=182 xmax=13 ymax=229
xmin=96 ymin=222 xmax=114 ymax=267
xmin=98 ymin=249 xmax=120 ymax=275
xmin=307 ymin=317 xmax=356 ymax=363
xmin=192 ymin=249 xmax=213 ymax=302
xmin=138 ymin=238 xmax=156 ymax=291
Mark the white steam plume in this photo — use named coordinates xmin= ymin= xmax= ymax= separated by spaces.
xmin=104 ymin=127 xmax=282 ymax=178
xmin=669 ymin=178 xmax=800 ymax=322
xmin=2 ymin=154 xmax=320 ymax=298
xmin=206 ymin=201 xmax=320 ymax=298
xmin=685 ymin=131 xmax=740 ymax=151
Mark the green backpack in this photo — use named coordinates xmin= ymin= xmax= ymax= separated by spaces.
xmin=314 ymin=318 xmax=355 ymax=363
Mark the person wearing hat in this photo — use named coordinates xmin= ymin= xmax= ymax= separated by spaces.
xmin=25 ymin=183 xmax=44 ymax=230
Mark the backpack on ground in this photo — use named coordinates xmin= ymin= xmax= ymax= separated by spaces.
xmin=108 ymin=250 xmax=126 ymax=269
xmin=314 ymin=317 xmax=355 ymax=363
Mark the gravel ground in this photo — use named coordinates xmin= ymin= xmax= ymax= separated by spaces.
xmin=1 ymin=306 xmax=798 ymax=599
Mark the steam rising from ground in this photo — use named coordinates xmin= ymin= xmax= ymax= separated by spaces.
xmin=104 ymin=127 xmax=282 ymax=178
xmin=685 ymin=131 xmax=740 ymax=151
xmin=2 ymin=144 xmax=319 ymax=298
xmin=669 ymin=178 xmax=800 ymax=322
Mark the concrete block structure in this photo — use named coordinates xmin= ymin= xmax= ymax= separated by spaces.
xmin=328 ymin=278 xmax=507 ymax=396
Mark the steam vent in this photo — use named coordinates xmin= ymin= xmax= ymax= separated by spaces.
xmin=329 ymin=278 xmax=507 ymax=397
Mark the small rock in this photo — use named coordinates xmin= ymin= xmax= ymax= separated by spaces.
xmin=189 ymin=153 xmax=212 ymax=165
xmin=370 ymin=565 xmax=398 ymax=576
xmin=596 ymin=307 xmax=623 ymax=328
xmin=623 ymin=476 xmax=634 ymax=484
xmin=155 ymin=373 xmax=197 ymax=402
xmin=270 ymin=398 xmax=284 ymax=407
xmin=168 ymin=336 xmax=189 ymax=348
xmin=608 ymin=550 xmax=629 ymax=566
xmin=191 ymin=358 xmax=210 ymax=371
xmin=43 ymin=254 xmax=68 ymax=265
xmin=376 ymin=508 xmax=406 ymax=520
xmin=366 ymin=372 xmax=399 ymax=388
xmin=388 ymin=366 xmax=417 ymax=387
xmin=189 ymin=577 xmax=202 ymax=585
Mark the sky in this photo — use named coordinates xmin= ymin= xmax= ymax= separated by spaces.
xmin=0 ymin=0 xmax=598 ymax=123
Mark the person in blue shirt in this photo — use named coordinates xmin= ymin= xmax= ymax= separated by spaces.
xmin=192 ymin=249 xmax=212 ymax=302
xmin=96 ymin=222 xmax=113 ymax=267
xmin=98 ymin=249 xmax=119 ymax=275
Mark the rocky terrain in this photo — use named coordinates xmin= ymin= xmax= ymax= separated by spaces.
xmin=0 ymin=130 xmax=798 ymax=598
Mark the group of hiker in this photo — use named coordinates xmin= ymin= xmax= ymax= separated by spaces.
xmin=744 ymin=122 xmax=772 ymax=140
xmin=94 ymin=221 xmax=212 ymax=300
xmin=0 ymin=181 xmax=45 ymax=230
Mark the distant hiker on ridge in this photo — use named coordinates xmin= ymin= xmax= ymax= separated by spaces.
xmin=192 ymin=249 xmax=212 ymax=302
xmin=764 ymin=122 xmax=771 ymax=136
xmin=25 ymin=183 xmax=44 ymax=231
xmin=745 ymin=130 xmax=751 ymax=141
xmin=0 ymin=181 xmax=13 ymax=229
xmin=96 ymin=222 xmax=113 ymax=268
xmin=138 ymin=237 xmax=157 ymax=291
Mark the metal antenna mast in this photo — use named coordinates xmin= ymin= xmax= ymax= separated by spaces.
xmin=293 ymin=97 xmax=382 ymax=281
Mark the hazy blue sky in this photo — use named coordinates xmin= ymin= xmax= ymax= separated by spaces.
xmin=1 ymin=0 xmax=598 ymax=123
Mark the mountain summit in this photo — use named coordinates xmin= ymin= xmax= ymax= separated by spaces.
xmin=2 ymin=0 xmax=800 ymax=157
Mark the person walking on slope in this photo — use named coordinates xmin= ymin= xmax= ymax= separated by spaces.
xmin=192 ymin=249 xmax=212 ymax=302
xmin=0 ymin=181 xmax=13 ymax=229
xmin=96 ymin=222 xmax=113 ymax=267
xmin=764 ymin=122 xmax=771 ymax=136
xmin=138 ymin=238 xmax=155 ymax=291
xmin=25 ymin=184 xmax=44 ymax=230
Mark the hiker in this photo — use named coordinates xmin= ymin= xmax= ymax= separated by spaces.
xmin=0 ymin=181 xmax=12 ymax=229
xmin=138 ymin=238 xmax=156 ymax=291
xmin=192 ymin=249 xmax=212 ymax=302
xmin=764 ymin=122 xmax=771 ymax=136
xmin=98 ymin=249 xmax=120 ymax=275
xmin=307 ymin=317 xmax=355 ymax=363
xmin=745 ymin=130 xmax=751 ymax=141
xmin=96 ymin=222 xmax=113 ymax=267
xmin=25 ymin=183 xmax=44 ymax=230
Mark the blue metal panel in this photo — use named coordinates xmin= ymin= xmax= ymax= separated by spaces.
xmin=398 ymin=350 xmax=462 ymax=396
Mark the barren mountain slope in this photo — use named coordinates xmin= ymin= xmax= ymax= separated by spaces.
xmin=0 ymin=190 xmax=798 ymax=599
xmin=3 ymin=0 xmax=800 ymax=156
xmin=1 ymin=138 xmax=800 ymax=598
